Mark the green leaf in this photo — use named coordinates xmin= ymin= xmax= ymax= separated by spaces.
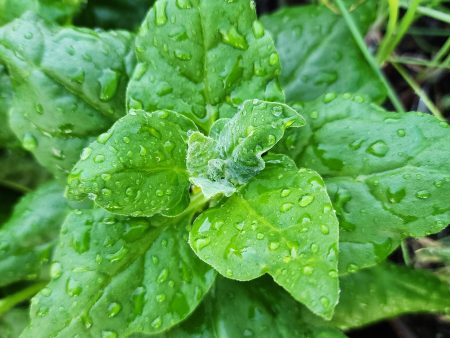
xmin=0 ymin=308 xmax=29 ymax=338
xmin=23 ymin=208 xmax=216 ymax=337
xmin=261 ymin=2 xmax=386 ymax=103
xmin=147 ymin=277 xmax=346 ymax=338
xmin=0 ymin=14 xmax=135 ymax=177
xmin=0 ymin=0 xmax=85 ymax=25
xmin=0 ymin=181 xmax=68 ymax=286
xmin=278 ymin=94 xmax=450 ymax=273
xmin=67 ymin=110 xmax=197 ymax=217
xmin=187 ymin=100 xmax=304 ymax=198
xmin=127 ymin=0 xmax=284 ymax=131
xmin=333 ymin=263 xmax=450 ymax=329
xmin=0 ymin=65 xmax=17 ymax=148
xmin=75 ymin=0 xmax=154 ymax=30
xmin=190 ymin=154 xmax=339 ymax=319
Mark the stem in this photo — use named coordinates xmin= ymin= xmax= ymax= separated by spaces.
xmin=404 ymin=5 xmax=450 ymax=25
xmin=378 ymin=0 xmax=400 ymax=62
xmin=0 ymin=179 xmax=31 ymax=193
xmin=178 ymin=192 xmax=209 ymax=219
xmin=392 ymin=62 xmax=444 ymax=120
xmin=0 ymin=282 xmax=46 ymax=316
xmin=378 ymin=0 xmax=421 ymax=64
xmin=401 ymin=240 xmax=412 ymax=266
xmin=335 ymin=0 xmax=405 ymax=112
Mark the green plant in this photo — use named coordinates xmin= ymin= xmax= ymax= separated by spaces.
xmin=0 ymin=0 xmax=449 ymax=337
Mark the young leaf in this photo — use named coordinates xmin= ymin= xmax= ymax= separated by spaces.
xmin=333 ymin=263 xmax=450 ymax=329
xmin=23 ymin=209 xmax=216 ymax=337
xmin=261 ymin=2 xmax=386 ymax=103
xmin=127 ymin=0 xmax=284 ymax=131
xmin=0 ymin=181 xmax=68 ymax=286
xmin=278 ymin=94 xmax=450 ymax=273
xmin=148 ymin=277 xmax=346 ymax=338
xmin=190 ymin=154 xmax=339 ymax=319
xmin=67 ymin=110 xmax=197 ymax=217
xmin=187 ymin=100 xmax=304 ymax=198
xmin=0 ymin=14 xmax=135 ymax=177
xmin=0 ymin=0 xmax=85 ymax=25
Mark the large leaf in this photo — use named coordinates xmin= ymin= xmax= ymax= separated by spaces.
xmin=75 ymin=0 xmax=154 ymax=30
xmin=261 ymin=2 xmax=386 ymax=103
xmin=0 ymin=0 xmax=85 ymax=26
xmin=23 ymin=208 xmax=216 ymax=337
xmin=333 ymin=263 xmax=450 ymax=329
xmin=190 ymin=154 xmax=339 ymax=319
xmin=278 ymin=94 xmax=450 ymax=272
xmin=149 ymin=277 xmax=346 ymax=338
xmin=127 ymin=0 xmax=284 ymax=131
xmin=67 ymin=110 xmax=197 ymax=217
xmin=187 ymin=100 xmax=304 ymax=198
xmin=0 ymin=14 xmax=135 ymax=177
xmin=0 ymin=181 xmax=68 ymax=286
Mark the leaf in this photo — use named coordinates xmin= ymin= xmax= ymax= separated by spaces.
xmin=278 ymin=94 xmax=450 ymax=273
xmin=74 ymin=0 xmax=154 ymax=30
xmin=333 ymin=263 xmax=450 ymax=329
xmin=261 ymin=2 xmax=386 ymax=103
xmin=67 ymin=109 xmax=197 ymax=217
xmin=22 ymin=208 xmax=216 ymax=337
xmin=127 ymin=0 xmax=284 ymax=131
xmin=0 ymin=0 xmax=85 ymax=25
xmin=187 ymin=100 xmax=304 ymax=198
xmin=0 ymin=308 xmax=29 ymax=338
xmin=190 ymin=154 xmax=339 ymax=319
xmin=147 ymin=277 xmax=346 ymax=338
xmin=0 ymin=65 xmax=17 ymax=148
xmin=0 ymin=181 xmax=68 ymax=287
xmin=0 ymin=14 xmax=135 ymax=177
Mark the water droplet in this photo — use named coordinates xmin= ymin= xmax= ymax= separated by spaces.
xmin=256 ymin=233 xmax=265 ymax=240
xmin=97 ymin=132 xmax=112 ymax=144
xmin=347 ymin=263 xmax=358 ymax=273
xmin=195 ymin=237 xmax=211 ymax=250
xmin=323 ymin=92 xmax=337 ymax=103
xmin=155 ymin=0 xmax=168 ymax=26
xmin=101 ymin=173 xmax=111 ymax=181
xmin=220 ymin=26 xmax=248 ymax=50
xmin=99 ymin=69 xmax=120 ymax=102
xmin=148 ymin=127 xmax=161 ymax=139
xmin=310 ymin=243 xmax=318 ymax=253
xmin=50 ymin=262 xmax=63 ymax=279
xmin=243 ymin=328 xmax=255 ymax=337
xmin=80 ymin=147 xmax=92 ymax=160
xmin=94 ymin=154 xmax=105 ymax=163
xmin=106 ymin=246 xmax=129 ymax=263
xmin=132 ymin=286 xmax=146 ymax=316
xmin=151 ymin=316 xmax=162 ymax=329
xmin=24 ymin=32 xmax=33 ymax=39
xmin=102 ymin=330 xmax=118 ymax=338
xmin=35 ymin=103 xmax=44 ymax=115
xmin=66 ymin=278 xmax=82 ymax=297
xmin=164 ymin=140 xmax=175 ymax=153
xmin=269 ymin=242 xmax=280 ymax=250
xmin=280 ymin=203 xmax=293 ymax=212
xmin=22 ymin=133 xmax=37 ymax=151
xmin=386 ymin=187 xmax=406 ymax=203
xmin=280 ymin=189 xmax=291 ymax=197
xmin=252 ymin=20 xmax=265 ymax=38
xmin=269 ymin=53 xmax=279 ymax=66
xmin=107 ymin=302 xmax=122 ymax=318
xmin=303 ymin=266 xmax=313 ymax=275
xmin=320 ymin=296 xmax=330 ymax=308
xmin=37 ymin=306 xmax=49 ymax=317
xmin=176 ymin=0 xmax=192 ymax=9
xmin=71 ymin=69 xmax=85 ymax=84
xmin=157 ymin=268 xmax=169 ymax=283
xmin=416 ymin=190 xmax=431 ymax=199
xmin=156 ymin=293 xmax=167 ymax=303
xmin=174 ymin=49 xmax=192 ymax=61
xmin=396 ymin=129 xmax=406 ymax=137
xmin=320 ymin=224 xmax=330 ymax=235
xmin=367 ymin=140 xmax=389 ymax=157
xmin=122 ymin=136 xmax=130 ymax=144
xmin=299 ymin=194 xmax=314 ymax=207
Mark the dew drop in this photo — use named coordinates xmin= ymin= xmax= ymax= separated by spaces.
xmin=102 ymin=330 xmax=118 ymax=338
xmin=157 ymin=268 xmax=169 ymax=283
xmin=299 ymin=194 xmax=314 ymax=207
xmin=320 ymin=224 xmax=330 ymax=235
xmin=155 ymin=0 xmax=168 ymax=26
xmin=280 ymin=203 xmax=293 ymax=212
xmin=97 ymin=132 xmax=112 ymax=144
xmin=367 ymin=140 xmax=389 ymax=157
xmin=323 ymin=92 xmax=337 ymax=103
xmin=50 ymin=262 xmax=63 ymax=279
xmin=269 ymin=242 xmax=280 ymax=250
xmin=220 ymin=26 xmax=248 ymax=50
xmin=99 ymin=69 xmax=120 ymax=102
xmin=151 ymin=316 xmax=162 ymax=329
xmin=94 ymin=154 xmax=105 ymax=163
xmin=252 ymin=20 xmax=265 ymax=38
xmin=396 ymin=129 xmax=406 ymax=137
xmin=303 ymin=266 xmax=313 ymax=275
xmin=416 ymin=190 xmax=431 ymax=199
xmin=22 ymin=133 xmax=37 ymax=151
xmin=107 ymin=302 xmax=122 ymax=318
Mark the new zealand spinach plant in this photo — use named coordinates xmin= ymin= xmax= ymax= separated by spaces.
xmin=0 ymin=0 xmax=449 ymax=337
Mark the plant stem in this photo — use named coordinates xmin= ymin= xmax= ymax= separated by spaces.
xmin=401 ymin=240 xmax=412 ymax=266
xmin=179 ymin=192 xmax=209 ymax=219
xmin=0 ymin=282 xmax=46 ymax=316
xmin=401 ymin=4 xmax=450 ymax=25
xmin=378 ymin=0 xmax=421 ymax=64
xmin=392 ymin=62 xmax=444 ymax=120
xmin=0 ymin=179 xmax=31 ymax=193
xmin=335 ymin=0 xmax=405 ymax=112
